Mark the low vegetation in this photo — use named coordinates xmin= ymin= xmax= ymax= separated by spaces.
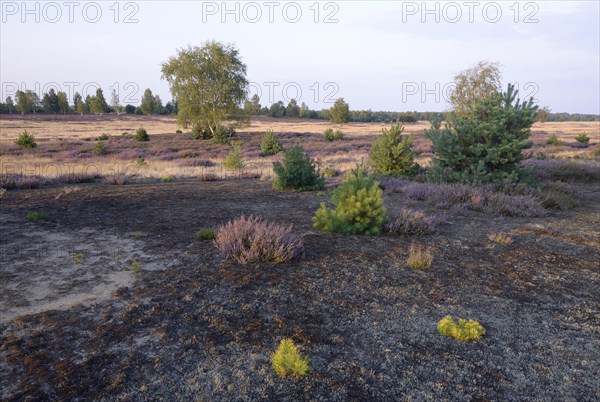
xmin=214 ymin=215 xmax=304 ymax=264
xmin=438 ymin=315 xmax=486 ymax=342
xmin=384 ymin=208 xmax=437 ymax=235
xmin=222 ymin=143 xmax=245 ymax=169
xmin=195 ymin=228 xmax=216 ymax=240
xmin=26 ymin=211 xmax=48 ymax=222
xmin=271 ymin=338 xmax=311 ymax=379
xmin=15 ymin=130 xmax=37 ymax=148
xmin=488 ymin=232 xmax=513 ymax=244
xmin=134 ymin=127 xmax=150 ymax=142
xmin=273 ymin=145 xmax=324 ymax=191
xmin=546 ymin=133 xmax=564 ymax=146
xmin=260 ymin=130 xmax=283 ymax=155
xmin=369 ymin=123 xmax=418 ymax=176
xmin=406 ymin=244 xmax=433 ymax=269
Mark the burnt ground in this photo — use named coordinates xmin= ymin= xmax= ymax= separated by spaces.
xmin=0 ymin=179 xmax=599 ymax=401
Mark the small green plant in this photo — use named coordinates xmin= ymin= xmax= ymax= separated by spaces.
xmin=97 ymin=133 xmax=109 ymax=141
xmin=176 ymin=129 xmax=183 ymax=134
xmin=15 ymin=131 xmax=37 ymax=148
xmin=334 ymin=130 xmax=344 ymax=141
xmin=322 ymin=166 xmax=339 ymax=178
xmin=222 ymin=143 xmax=245 ymax=169
xmin=134 ymin=231 xmax=144 ymax=239
xmin=27 ymin=211 xmax=48 ymax=222
xmin=135 ymin=157 xmax=146 ymax=166
xmin=323 ymin=128 xmax=335 ymax=142
xmin=575 ymin=133 xmax=590 ymax=144
xmin=273 ymin=145 xmax=324 ymax=191
xmin=438 ymin=315 xmax=486 ymax=342
xmin=271 ymin=338 xmax=311 ymax=379
xmin=161 ymin=175 xmax=174 ymax=183
xmin=546 ymin=133 xmax=564 ymax=146
xmin=369 ymin=123 xmax=418 ymax=176
xmin=134 ymin=127 xmax=149 ymax=142
xmin=406 ymin=244 xmax=433 ymax=269
xmin=73 ymin=253 xmax=85 ymax=264
xmin=260 ymin=130 xmax=283 ymax=155
xmin=313 ymin=167 xmax=386 ymax=235
xmin=196 ymin=228 xmax=216 ymax=240
xmin=131 ymin=260 xmax=142 ymax=272
xmin=93 ymin=140 xmax=108 ymax=155
xmin=488 ymin=232 xmax=513 ymax=244
xmin=212 ymin=125 xmax=236 ymax=145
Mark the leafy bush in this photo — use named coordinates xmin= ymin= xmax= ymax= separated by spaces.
xmin=369 ymin=124 xmax=418 ymax=176
xmin=212 ymin=125 xmax=236 ymax=145
xmin=575 ymin=133 xmax=590 ymax=144
xmin=488 ymin=232 xmax=513 ymax=244
xmin=426 ymin=84 xmax=537 ymax=184
xmin=546 ymin=133 xmax=564 ymax=146
xmin=222 ymin=143 xmax=245 ymax=169
xmin=27 ymin=211 xmax=48 ymax=222
xmin=260 ymin=130 xmax=283 ymax=155
xmin=196 ymin=228 xmax=216 ymax=240
xmin=384 ymin=208 xmax=437 ymax=235
xmin=323 ymin=128 xmax=335 ymax=142
xmin=438 ymin=315 xmax=485 ymax=342
xmin=273 ymin=145 xmax=324 ymax=191
xmin=15 ymin=131 xmax=37 ymax=148
xmin=161 ymin=175 xmax=174 ymax=183
xmin=313 ymin=168 xmax=386 ymax=235
xmin=97 ymin=133 xmax=109 ymax=140
xmin=134 ymin=127 xmax=149 ymax=142
xmin=214 ymin=215 xmax=304 ymax=264
xmin=406 ymin=244 xmax=433 ymax=269
xmin=93 ymin=141 xmax=108 ymax=155
xmin=271 ymin=338 xmax=310 ymax=379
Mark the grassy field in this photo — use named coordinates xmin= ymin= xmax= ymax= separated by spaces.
xmin=1 ymin=115 xmax=599 ymax=400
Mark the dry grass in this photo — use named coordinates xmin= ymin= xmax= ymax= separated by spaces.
xmin=488 ymin=232 xmax=514 ymax=245
xmin=406 ymin=244 xmax=433 ymax=269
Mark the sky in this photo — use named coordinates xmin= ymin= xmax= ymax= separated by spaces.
xmin=1 ymin=0 xmax=599 ymax=114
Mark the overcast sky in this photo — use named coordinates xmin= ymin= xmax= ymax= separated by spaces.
xmin=1 ymin=0 xmax=598 ymax=113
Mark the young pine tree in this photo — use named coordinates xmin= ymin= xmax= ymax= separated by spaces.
xmin=369 ymin=123 xmax=418 ymax=176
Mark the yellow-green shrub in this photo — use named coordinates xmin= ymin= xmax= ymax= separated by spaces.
xmin=271 ymin=338 xmax=310 ymax=379
xmin=438 ymin=315 xmax=485 ymax=342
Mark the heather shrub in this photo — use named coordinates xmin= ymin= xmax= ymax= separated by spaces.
xmin=271 ymin=338 xmax=310 ymax=379
xmin=313 ymin=167 xmax=386 ymax=235
xmin=1 ymin=174 xmax=47 ymax=189
xmin=323 ymin=128 xmax=335 ymax=142
xmin=105 ymin=174 xmax=128 ymax=185
xmin=212 ymin=125 xmax=236 ymax=145
xmin=426 ymin=84 xmax=537 ymax=184
xmin=222 ymin=143 xmax=245 ymax=169
xmin=438 ymin=315 xmax=485 ymax=342
xmin=546 ymin=133 xmax=563 ymax=146
xmin=406 ymin=244 xmax=433 ymax=269
xmin=384 ymin=208 xmax=437 ymax=235
xmin=214 ymin=215 xmax=304 ymax=264
xmin=27 ymin=211 xmax=48 ymax=222
xmin=575 ymin=133 xmax=590 ymax=145
xmin=93 ymin=141 xmax=108 ymax=155
xmin=539 ymin=182 xmax=577 ymax=210
xmin=273 ymin=145 xmax=324 ymax=191
xmin=488 ymin=232 xmax=513 ymax=244
xmin=369 ymin=123 xmax=418 ymax=176
xmin=522 ymin=159 xmax=600 ymax=183
xmin=260 ymin=130 xmax=283 ymax=155
xmin=134 ymin=127 xmax=149 ymax=142
xmin=196 ymin=228 xmax=216 ymax=240
xmin=15 ymin=131 xmax=37 ymax=148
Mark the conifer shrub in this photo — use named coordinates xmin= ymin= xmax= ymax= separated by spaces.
xmin=260 ymin=130 xmax=283 ymax=155
xmin=323 ymin=128 xmax=335 ymax=142
xmin=575 ymin=133 xmax=590 ymax=145
xmin=273 ymin=145 xmax=324 ymax=191
xmin=426 ymin=84 xmax=537 ymax=184
xmin=15 ymin=131 xmax=37 ymax=148
xmin=369 ymin=123 xmax=418 ymax=176
xmin=212 ymin=125 xmax=236 ymax=144
xmin=93 ymin=140 xmax=108 ymax=155
xmin=271 ymin=338 xmax=311 ymax=379
xmin=134 ymin=127 xmax=150 ymax=142
xmin=97 ymin=133 xmax=109 ymax=140
xmin=546 ymin=133 xmax=564 ymax=146
xmin=438 ymin=315 xmax=485 ymax=342
xmin=222 ymin=143 xmax=245 ymax=169
xmin=214 ymin=215 xmax=304 ymax=264
xmin=334 ymin=130 xmax=344 ymax=141
xmin=313 ymin=167 xmax=386 ymax=235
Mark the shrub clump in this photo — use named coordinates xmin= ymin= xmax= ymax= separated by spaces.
xmin=134 ymin=128 xmax=150 ymax=142
xmin=222 ymin=143 xmax=245 ymax=170
xmin=15 ymin=131 xmax=37 ymax=148
xmin=384 ymin=208 xmax=437 ymax=235
xmin=369 ymin=123 xmax=418 ymax=176
xmin=260 ymin=130 xmax=283 ymax=155
xmin=323 ymin=128 xmax=335 ymax=142
xmin=212 ymin=125 xmax=236 ymax=145
xmin=575 ymin=133 xmax=590 ymax=145
xmin=546 ymin=133 xmax=563 ymax=146
xmin=426 ymin=84 xmax=537 ymax=184
xmin=97 ymin=133 xmax=109 ymax=141
xmin=313 ymin=168 xmax=386 ymax=235
xmin=488 ymin=232 xmax=513 ymax=244
xmin=27 ymin=211 xmax=48 ymax=222
xmin=521 ymin=159 xmax=600 ymax=183
xmin=161 ymin=175 xmax=174 ymax=183
xmin=438 ymin=315 xmax=485 ymax=342
xmin=196 ymin=228 xmax=216 ymax=240
xmin=93 ymin=141 xmax=108 ymax=155
xmin=273 ymin=145 xmax=324 ymax=191
xmin=406 ymin=244 xmax=433 ymax=269
xmin=271 ymin=338 xmax=311 ymax=379
xmin=214 ymin=215 xmax=304 ymax=264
